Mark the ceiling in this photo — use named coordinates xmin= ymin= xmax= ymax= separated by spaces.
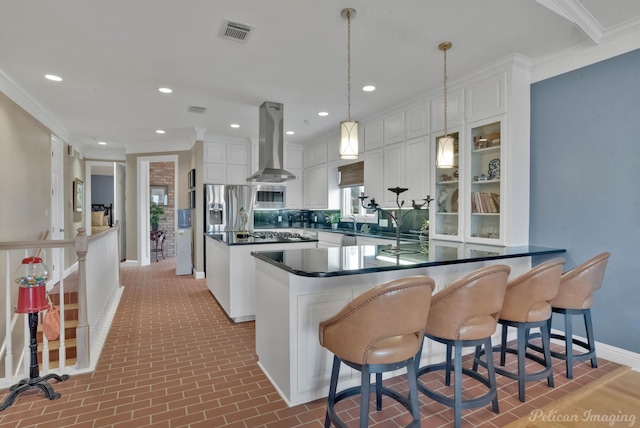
xmin=1 ymin=0 xmax=640 ymax=159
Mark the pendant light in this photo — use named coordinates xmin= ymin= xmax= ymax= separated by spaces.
xmin=436 ymin=41 xmax=455 ymax=168
xmin=339 ymin=8 xmax=358 ymax=160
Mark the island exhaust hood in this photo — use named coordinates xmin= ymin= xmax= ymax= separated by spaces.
xmin=246 ymin=101 xmax=296 ymax=183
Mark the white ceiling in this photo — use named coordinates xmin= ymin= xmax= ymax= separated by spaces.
xmin=1 ymin=0 xmax=640 ymax=159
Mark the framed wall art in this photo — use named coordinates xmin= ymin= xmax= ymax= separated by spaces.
xmin=150 ymin=185 xmax=169 ymax=206
xmin=73 ymin=179 xmax=85 ymax=212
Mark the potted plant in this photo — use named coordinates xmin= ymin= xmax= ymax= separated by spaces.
xmin=325 ymin=212 xmax=341 ymax=230
xmin=150 ymin=202 xmax=165 ymax=232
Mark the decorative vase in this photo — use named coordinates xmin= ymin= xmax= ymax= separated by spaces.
xmin=332 ymin=223 xmax=338 ymax=230
xmin=152 ymin=224 xmax=159 ymax=232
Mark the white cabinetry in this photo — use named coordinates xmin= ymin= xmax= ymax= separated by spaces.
xmin=316 ymin=231 xmax=343 ymax=248
xmin=364 ymin=121 xmax=383 ymax=151
xmin=431 ymin=59 xmax=531 ymax=246
xmin=203 ymin=141 xmax=250 ymax=185
xmin=466 ymin=72 xmax=506 ymax=122
xmin=383 ymin=112 xmax=405 ymax=145
xmin=405 ymin=103 xmax=430 ymax=139
xmin=430 ymin=88 xmax=464 ymax=133
xmin=383 ymin=143 xmax=405 ymax=207
xmin=285 ymin=145 xmax=304 ymax=208
xmin=303 ymin=164 xmax=330 ymax=209
xmin=381 ymin=137 xmax=430 ymax=207
xmin=363 ymin=148 xmax=384 ymax=203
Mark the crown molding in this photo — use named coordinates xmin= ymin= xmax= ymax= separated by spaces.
xmin=0 ymin=68 xmax=71 ymax=143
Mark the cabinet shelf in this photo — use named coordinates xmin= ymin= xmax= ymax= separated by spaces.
xmin=472 ymin=179 xmax=500 ymax=184
xmin=471 ymin=212 xmax=500 ymax=216
xmin=436 ymin=180 xmax=459 ymax=185
xmin=436 ymin=212 xmax=458 ymax=216
xmin=473 ymin=145 xmax=500 ymax=155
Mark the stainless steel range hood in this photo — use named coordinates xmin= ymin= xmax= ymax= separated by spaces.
xmin=246 ymin=101 xmax=297 ymax=183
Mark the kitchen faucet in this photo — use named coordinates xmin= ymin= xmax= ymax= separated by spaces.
xmin=350 ymin=215 xmax=357 ymax=231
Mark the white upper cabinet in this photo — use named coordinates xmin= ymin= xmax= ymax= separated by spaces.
xmin=383 ymin=112 xmax=405 ymax=145
xmin=204 ymin=142 xmax=226 ymax=163
xmin=364 ymin=121 xmax=383 ymax=151
xmin=363 ymin=148 xmax=384 ymax=204
xmin=227 ymin=144 xmax=248 ymax=165
xmin=326 ymin=137 xmax=340 ymax=162
xmin=404 ymin=136 xmax=430 ymax=203
xmin=430 ymin=88 xmax=464 ymax=133
xmin=405 ymin=103 xmax=430 ymax=139
xmin=314 ymin=141 xmax=328 ymax=164
xmin=203 ymin=140 xmax=250 ymax=184
xmin=303 ymin=146 xmax=315 ymax=168
xmin=382 ymin=142 xmax=405 ymax=207
xmin=466 ymin=73 xmax=507 ymax=122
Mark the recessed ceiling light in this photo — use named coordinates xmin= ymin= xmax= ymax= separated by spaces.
xmin=318 ymin=112 xmax=329 ymax=117
xmin=286 ymin=131 xmax=295 ymax=135
xmin=158 ymin=87 xmax=173 ymax=94
xmin=230 ymin=124 xmax=240 ymax=128
xmin=98 ymin=141 xmax=107 ymax=145
xmin=363 ymin=85 xmax=376 ymax=92
xmin=156 ymin=129 xmax=165 ymax=134
xmin=45 ymin=74 xmax=63 ymax=82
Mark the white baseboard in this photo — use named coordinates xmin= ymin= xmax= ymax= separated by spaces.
xmin=123 ymin=259 xmax=139 ymax=267
xmin=550 ymin=328 xmax=640 ymax=371
xmin=194 ymin=270 xmax=205 ymax=279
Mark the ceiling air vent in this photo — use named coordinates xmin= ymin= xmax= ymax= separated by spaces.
xmin=220 ymin=20 xmax=254 ymax=43
xmin=188 ymin=106 xmax=206 ymax=114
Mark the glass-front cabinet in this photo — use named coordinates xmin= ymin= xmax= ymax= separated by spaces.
xmin=432 ymin=130 xmax=461 ymax=240
xmin=468 ymin=119 xmax=502 ymax=243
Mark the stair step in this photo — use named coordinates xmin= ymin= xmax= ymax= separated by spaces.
xmin=38 ymin=338 xmax=77 ymax=352
xmin=45 ymin=358 xmax=77 ymax=369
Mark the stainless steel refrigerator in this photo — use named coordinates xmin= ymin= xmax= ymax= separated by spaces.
xmin=204 ymin=184 xmax=255 ymax=233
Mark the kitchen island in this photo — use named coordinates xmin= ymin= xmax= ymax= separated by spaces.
xmin=204 ymin=231 xmax=318 ymax=322
xmin=251 ymin=241 xmax=565 ymax=406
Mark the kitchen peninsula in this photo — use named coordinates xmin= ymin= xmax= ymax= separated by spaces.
xmin=204 ymin=231 xmax=318 ymax=322
xmin=251 ymin=241 xmax=565 ymax=406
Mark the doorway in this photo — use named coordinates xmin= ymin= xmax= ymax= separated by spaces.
xmin=136 ymin=155 xmax=178 ymax=266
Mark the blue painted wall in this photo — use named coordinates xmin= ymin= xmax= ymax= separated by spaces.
xmin=91 ymin=175 xmax=114 ymax=206
xmin=530 ymin=49 xmax=640 ymax=353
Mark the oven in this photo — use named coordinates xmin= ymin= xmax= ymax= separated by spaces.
xmin=253 ymin=185 xmax=286 ymax=209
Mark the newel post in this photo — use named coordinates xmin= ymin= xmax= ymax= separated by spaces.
xmin=74 ymin=227 xmax=90 ymax=369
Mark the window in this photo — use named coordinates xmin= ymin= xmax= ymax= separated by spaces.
xmin=342 ymin=185 xmax=376 ymax=220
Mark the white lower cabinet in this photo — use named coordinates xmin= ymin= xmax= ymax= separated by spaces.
xmin=296 ymin=290 xmax=354 ymax=395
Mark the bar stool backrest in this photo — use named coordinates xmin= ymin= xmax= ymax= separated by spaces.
xmin=425 ymin=265 xmax=511 ymax=340
xmin=500 ymin=258 xmax=565 ymax=323
xmin=552 ymin=252 xmax=610 ymax=310
xmin=319 ymin=275 xmax=435 ymax=365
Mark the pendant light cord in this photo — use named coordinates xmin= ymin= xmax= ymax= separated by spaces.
xmin=347 ymin=10 xmax=352 ymax=122
xmin=443 ymin=44 xmax=448 ymax=137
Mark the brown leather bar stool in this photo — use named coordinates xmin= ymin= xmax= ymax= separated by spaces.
xmin=474 ymin=258 xmax=565 ymax=402
xmin=319 ymin=276 xmax=435 ymax=428
xmin=530 ymin=252 xmax=609 ymax=379
xmin=415 ymin=265 xmax=511 ymax=428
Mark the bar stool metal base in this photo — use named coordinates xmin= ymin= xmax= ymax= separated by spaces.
xmin=528 ymin=308 xmax=597 ymax=379
xmin=417 ymin=336 xmax=499 ymax=428
xmin=325 ymin=355 xmax=421 ymax=428
xmin=474 ymin=319 xmax=554 ymax=402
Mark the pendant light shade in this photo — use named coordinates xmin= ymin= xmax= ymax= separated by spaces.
xmin=339 ymin=8 xmax=358 ymax=160
xmin=436 ymin=41 xmax=454 ymax=168
xmin=340 ymin=120 xmax=359 ymax=159
xmin=436 ymin=135 xmax=455 ymax=168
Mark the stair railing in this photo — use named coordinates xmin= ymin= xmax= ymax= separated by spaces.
xmin=0 ymin=223 xmax=121 ymax=388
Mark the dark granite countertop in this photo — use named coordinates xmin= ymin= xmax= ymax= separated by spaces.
xmin=251 ymin=242 xmax=565 ymax=277
xmin=205 ymin=232 xmax=318 ymax=246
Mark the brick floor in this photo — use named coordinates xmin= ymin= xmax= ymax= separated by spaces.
xmin=0 ymin=257 xmax=620 ymax=427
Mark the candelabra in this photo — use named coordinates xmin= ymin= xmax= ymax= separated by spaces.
xmin=358 ymin=187 xmax=433 ymax=253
